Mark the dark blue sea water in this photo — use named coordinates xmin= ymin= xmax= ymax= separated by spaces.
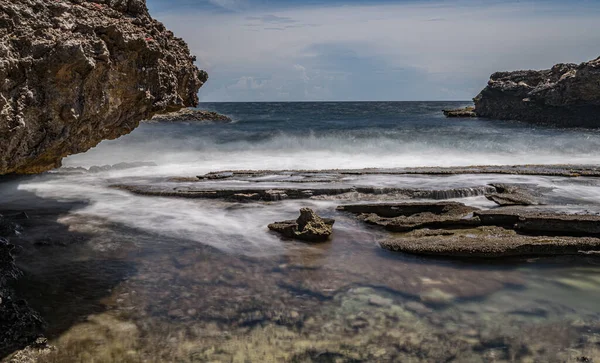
xmin=65 ymin=102 xmax=600 ymax=171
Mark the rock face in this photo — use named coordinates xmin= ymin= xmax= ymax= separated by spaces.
xmin=473 ymin=56 xmax=600 ymax=127
xmin=0 ymin=0 xmax=206 ymax=174
xmin=147 ymin=108 xmax=231 ymax=123
xmin=268 ymin=208 xmax=334 ymax=242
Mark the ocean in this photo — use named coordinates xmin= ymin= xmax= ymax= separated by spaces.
xmin=62 ymin=101 xmax=600 ymax=172
xmin=4 ymin=102 xmax=600 ymax=362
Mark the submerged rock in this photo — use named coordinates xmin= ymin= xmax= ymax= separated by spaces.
xmin=442 ymin=106 xmax=476 ymax=118
xmin=0 ymin=0 xmax=206 ymax=175
xmin=147 ymin=108 xmax=231 ymax=123
xmin=268 ymin=208 xmax=334 ymax=242
xmin=473 ymin=56 xmax=600 ymax=127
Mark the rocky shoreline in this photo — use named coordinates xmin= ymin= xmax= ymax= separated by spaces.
xmin=444 ymin=56 xmax=600 ymax=127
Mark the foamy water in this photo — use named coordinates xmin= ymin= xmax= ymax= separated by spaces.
xmin=12 ymin=102 xmax=600 ymax=254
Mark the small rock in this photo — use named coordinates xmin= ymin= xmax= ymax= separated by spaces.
xmin=442 ymin=106 xmax=477 ymax=118
xmin=268 ymin=208 xmax=334 ymax=242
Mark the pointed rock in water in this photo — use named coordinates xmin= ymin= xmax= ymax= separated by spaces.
xmin=442 ymin=106 xmax=476 ymax=118
xmin=268 ymin=208 xmax=334 ymax=242
xmin=0 ymin=0 xmax=206 ymax=175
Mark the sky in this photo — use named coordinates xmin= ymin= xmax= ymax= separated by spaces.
xmin=147 ymin=0 xmax=600 ymax=102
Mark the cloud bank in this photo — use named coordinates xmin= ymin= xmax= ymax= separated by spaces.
xmin=150 ymin=1 xmax=600 ymax=101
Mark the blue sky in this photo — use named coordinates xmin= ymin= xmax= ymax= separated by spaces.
xmin=147 ymin=0 xmax=600 ymax=101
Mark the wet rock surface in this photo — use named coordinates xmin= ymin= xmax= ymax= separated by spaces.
xmin=195 ymin=164 xmax=600 ymax=178
xmin=476 ymin=208 xmax=600 ymax=236
xmin=113 ymin=183 xmax=495 ymax=201
xmin=375 ymin=205 xmax=600 ymax=258
xmin=0 ymin=0 xmax=206 ymax=175
xmin=147 ymin=108 xmax=231 ymax=123
xmin=269 ymin=208 xmax=334 ymax=242
xmin=474 ymin=56 xmax=600 ymax=127
xmin=381 ymin=226 xmax=600 ymax=258
xmin=51 ymin=162 xmax=157 ymax=175
xmin=485 ymin=183 xmax=538 ymax=206
xmin=337 ymin=202 xmax=480 ymax=232
xmin=443 ymin=106 xmax=476 ymax=118
xmin=0 ymin=237 xmax=45 ymax=358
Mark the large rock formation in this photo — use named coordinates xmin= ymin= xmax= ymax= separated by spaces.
xmin=473 ymin=56 xmax=600 ymax=127
xmin=0 ymin=0 xmax=206 ymax=174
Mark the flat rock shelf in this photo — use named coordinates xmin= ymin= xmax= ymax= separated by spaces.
xmin=110 ymin=164 xmax=600 ymax=259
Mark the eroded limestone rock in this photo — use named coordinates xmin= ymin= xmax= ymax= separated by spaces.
xmin=0 ymin=0 xmax=206 ymax=174
xmin=381 ymin=226 xmax=600 ymax=258
xmin=474 ymin=56 xmax=600 ymax=127
xmin=268 ymin=208 xmax=334 ymax=242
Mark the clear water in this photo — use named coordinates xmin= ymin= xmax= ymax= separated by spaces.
xmin=4 ymin=102 xmax=600 ymax=362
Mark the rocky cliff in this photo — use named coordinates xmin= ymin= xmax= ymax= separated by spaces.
xmin=0 ymin=0 xmax=206 ymax=174
xmin=474 ymin=56 xmax=600 ymax=127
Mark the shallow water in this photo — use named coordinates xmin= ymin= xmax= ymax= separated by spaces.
xmin=4 ymin=102 xmax=600 ymax=362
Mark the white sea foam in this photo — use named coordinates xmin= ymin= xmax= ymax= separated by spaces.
xmin=61 ymin=131 xmax=600 ymax=177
